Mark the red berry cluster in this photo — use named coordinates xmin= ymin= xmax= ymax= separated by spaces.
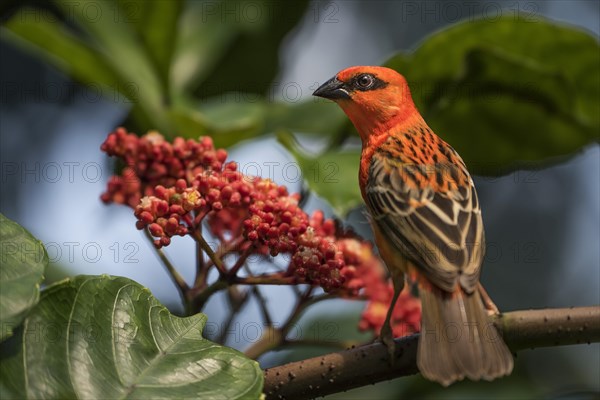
xmin=338 ymin=237 xmax=421 ymax=337
xmin=100 ymin=128 xmax=227 ymax=207
xmin=288 ymin=211 xmax=344 ymax=292
xmin=337 ymin=237 xmax=421 ymax=337
xmin=134 ymin=179 xmax=204 ymax=247
xmin=101 ymin=129 xmax=421 ymax=337
xmin=288 ymin=211 xmax=421 ymax=336
xmin=359 ymin=286 xmax=421 ymax=338
xmin=102 ymin=167 xmax=141 ymax=207
xmin=244 ymin=184 xmax=309 ymax=257
xmin=193 ymin=163 xmax=253 ymax=212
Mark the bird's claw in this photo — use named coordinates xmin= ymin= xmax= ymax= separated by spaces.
xmin=478 ymin=282 xmax=500 ymax=316
xmin=380 ymin=323 xmax=396 ymax=366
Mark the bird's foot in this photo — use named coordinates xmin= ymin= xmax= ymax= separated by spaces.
xmin=478 ymin=282 xmax=500 ymax=316
xmin=380 ymin=323 xmax=396 ymax=366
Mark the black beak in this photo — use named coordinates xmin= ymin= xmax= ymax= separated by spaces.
xmin=312 ymin=76 xmax=350 ymax=100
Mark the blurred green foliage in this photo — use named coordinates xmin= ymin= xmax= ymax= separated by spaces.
xmin=4 ymin=4 xmax=597 ymax=216
xmin=386 ymin=17 xmax=600 ymax=173
xmin=2 ymin=0 xmax=310 ymax=147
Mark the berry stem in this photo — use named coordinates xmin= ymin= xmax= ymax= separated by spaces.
xmin=241 ymin=264 xmax=275 ymax=341
xmin=144 ymin=229 xmax=191 ymax=312
xmin=281 ymin=288 xmax=324 ymax=338
xmin=193 ymin=225 xmax=208 ymax=289
xmin=190 ymin=279 xmax=229 ymax=312
xmin=251 ymin=284 xmax=274 ymax=327
xmin=217 ymin=286 xmax=249 ymax=344
xmin=234 ymin=273 xmax=298 ymax=285
xmin=200 ymin=236 xmax=247 ymax=270
xmin=191 ymin=229 xmax=228 ymax=276
xmin=243 ymin=288 xmax=338 ymax=360
xmin=229 ymin=245 xmax=255 ymax=276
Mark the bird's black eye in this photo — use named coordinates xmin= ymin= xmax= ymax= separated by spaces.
xmin=355 ymin=74 xmax=374 ymax=89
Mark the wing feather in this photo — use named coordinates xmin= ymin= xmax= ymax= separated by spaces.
xmin=366 ymin=152 xmax=484 ymax=293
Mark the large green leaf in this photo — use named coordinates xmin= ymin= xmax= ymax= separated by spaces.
xmin=171 ymin=0 xmax=240 ymax=95
xmin=126 ymin=0 xmax=184 ymax=94
xmin=385 ymin=16 xmax=600 ymax=174
xmin=0 ymin=275 xmax=263 ymax=399
xmin=0 ymin=214 xmax=47 ymax=342
xmin=277 ymin=131 xmax=361 ymax=216
xmin=190 ymin=0 xmax=309 ymax=98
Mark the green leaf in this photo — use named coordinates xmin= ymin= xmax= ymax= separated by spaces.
xmin=171 ymin=95 xmax=349 ymax=149
xmin=127 ymin=0 xmax=184 ymax=93
xmin=169 ymin=94 xmax=267 ymax=148
xmin=189 ymin=0 xmax=310 ymax=98
xmin=277 ymin=132 xmax=361 ymax=216
xmin=1 ymin=16 xmax=121 ymax=93
xmin=0 ymin=275 xmax=263 ymax=399
xmin=53 ymin=0 xmax=170 ymax=131
xmin=0 ymin=214 xmax=47 ymax=342
xmin=385 ymin=16 xmax=600 ymax=174
xmin=265 ymin=100 xmax=348 ymax=137
xmin=171 ymin=0 xmax=310 ymax=141
xmin=2 ymin=1 xmax=173 ymax=133
xmin=171 ymin=0 xmax=240 ymax=94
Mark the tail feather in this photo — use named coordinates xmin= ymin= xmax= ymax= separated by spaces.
xmin=417 ymin=285 xmax=513 ymax=386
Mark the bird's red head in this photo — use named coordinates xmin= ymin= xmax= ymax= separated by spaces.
xmin=313 ymin=66 xmax=419 ymax=143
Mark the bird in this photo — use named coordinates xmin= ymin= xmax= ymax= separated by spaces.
xmin=313 ymin=66 xmax=513 ymax=386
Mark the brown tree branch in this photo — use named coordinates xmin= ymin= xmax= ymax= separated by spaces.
xmin=263 ymin=306 xmax=600 ymax=400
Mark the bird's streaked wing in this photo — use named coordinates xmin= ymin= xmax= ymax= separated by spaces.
xmin=366 ymin=151 xmax=484 ymax=293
